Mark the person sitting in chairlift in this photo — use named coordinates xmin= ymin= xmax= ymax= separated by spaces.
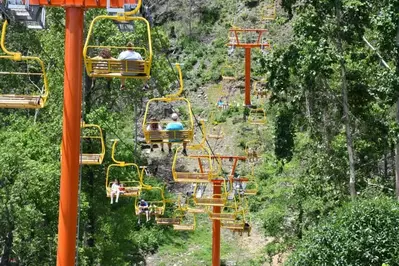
xmin=91 ymin=48 xmax=115 ymax=89
xmin=165 ymin=113 xmax=188 ymax=156
xmin=118 ymin=42 xmax=143 ymax=90
xmin=146 ymin=117 xmax=164 ymax=152
xmin=110 ymin=179 xmax=121 ymax=204
xmin=138 ymin=199 xmax=150 ymax=224
xmin=217 ymin=97 xmax=224 ymax=109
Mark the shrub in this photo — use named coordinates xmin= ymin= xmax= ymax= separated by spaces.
xmin=286 ymin=197 xmax=399 ymax=266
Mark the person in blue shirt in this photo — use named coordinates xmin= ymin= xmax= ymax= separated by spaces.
xmin=217 ymin=98 xmax=224 ymax=109
xmin=138 ymin=199 xmax=150 ymax=224
xmin=166 ymin=113 xmax=188 ymax=156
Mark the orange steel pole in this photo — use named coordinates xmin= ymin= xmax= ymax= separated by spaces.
xmin=56 ymin=7 xmax=84 ymax=266
xmin=244 ymin=47 xmax=251 ymax=106
xmin=212 ymin=181 xmax=221 ymax=266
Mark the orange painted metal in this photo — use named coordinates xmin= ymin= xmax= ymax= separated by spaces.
xmin=56 ymin=8 xmax=84 ymax=266
xmin=245 ymin=48 xmax=251 ymax=106
xmin=227 ymin=28 xmax=270 ymax=106
xmin=23 ymin=0 xmax=136 ymax=8
xmin=198 ymin=158 xmax=204 ymax=173
xmin=212 ymin=180 xmax=222 ymax=266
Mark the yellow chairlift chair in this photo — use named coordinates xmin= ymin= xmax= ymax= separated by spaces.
xmin=0 ymin=20 xmax=49 ymax=108
xmin=142 ymin=64 xmax=194 ymax=146
xmin=221 ymin=64 xmax=237 ymax=81
xmin=172 ymin=145 xmax=215 ymax=183
xmin=207 ymin=111 xmax=224 ymax=140
xmin=172 ymin=122 xmax=217 ymax=183
xmin=262 ymin=0 xmax=277 ymax=21
xmin=231 ymin=166 xmax=259 ymax=196
xmin=173 ymin=210 xmax=196 ymax=231
xmin=193 ymin=179 xmax=228 ymax=207
xmin=248 ymin=108 xmax=267 ymax=125
xmin=106 ymin=140 xmax=144 ymax=198
xmin=208 ymin=193 xmax=239 ymax=221
xmin=134 ymin=185 xmax=166 ymax=217
xmin=83 ymin=0 xmax=152 ymax=79
xmin=156 ymin=196 xmax=185 ymax=225
xmin=80 ymin=122 xmax=106 ymax=165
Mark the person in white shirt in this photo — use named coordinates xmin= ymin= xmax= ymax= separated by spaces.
xmin=118 ymin=42 xmax=143 ymax=89
xmin=110 ymin=179 xmax=122 ymax=204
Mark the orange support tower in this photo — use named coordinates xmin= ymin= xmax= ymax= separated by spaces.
xmin=212 ymin=179 xmax=222 ymax=266
xmin=195 ymin=155 xmax=246 ymax=266
xmin=5 ymin=0 xmax=137 ymax=265
xmin=227 ymin=28 xmax=270 ymax=106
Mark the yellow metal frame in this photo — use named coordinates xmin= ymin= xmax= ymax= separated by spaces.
xmin=173 ymin=211 xmax=196 ymax=231
xmin=245 ymin=140 xmax=263 ymax=162
xmin=221 ymin=64 xmax=237 ymax=81
xmin=172 ymin=145 xmax=215 ymax=183
xmin=134 ymin=185 xmax=166 ymax=216
xmin=172 ymin=126 xmax=218 ymax=183
xmin=105 ymin=140 xmax=143 ymax=197
xmin=233 ymin=167 xmax=259 ymax=196
xmin=207 ymin=111 xmax=224 ymax=139
xmin=83 ymin=1 xmax=152 ymax=79
xmin=193 ymin=180 xmax=228 ymax=207
xmin=80 ymin=122 xmax=106 ymax=165
xmin=208 ymin=193 xmax=240 ymax=221
xmin=253 ymin=80 xmax=269 ymax=98
xmin=262 ymin=1 xmax=277 ymax=21
xmin=0 ymin=20 xmax=49 ymax=109
xmin=142 ymin=64 xmax=195 ymax=144
xmin=156 ymin=195 xmax=186 ymax=225
xmin=248 ymin=108 xmax=267 ymax=125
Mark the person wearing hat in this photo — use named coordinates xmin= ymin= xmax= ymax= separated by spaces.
xmin=118 ymin=42 xmax=143 ymax=90
xmin=166 ymin=113 xmax=188 ymax=156
xmin=146 ymin=117 xmax=164 ymax=152
xmin=138 ymin=199 xmax=150 ymax=224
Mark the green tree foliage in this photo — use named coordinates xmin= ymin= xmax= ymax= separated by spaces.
xmin=274 ymin=105 xmax=295 ymax=163
xmin=286 ymin=197 xmax=399 ymax=266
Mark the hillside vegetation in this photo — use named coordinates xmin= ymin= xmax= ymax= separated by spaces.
xmin=1 ymin=0 xmax=399 ymax=265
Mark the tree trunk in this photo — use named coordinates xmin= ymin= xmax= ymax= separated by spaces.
xmin=335 ymin=0 xmax=356 ymax=198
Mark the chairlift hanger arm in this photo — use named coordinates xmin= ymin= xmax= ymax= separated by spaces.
xmin=165 ymin=63 xmax=184 ymax=98
xmin=1 ymin=20 xmax=22 ymax=60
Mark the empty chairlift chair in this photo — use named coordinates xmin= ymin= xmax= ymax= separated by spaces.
xmin=156 ymin=198 xmax=185 ymax=225
xmin=248 ymin=108 xmax=267 ymax=125
xmin=0 ymin=20 xmax=49 ymax=108
xmin=172 ymin=144 xmax=215 ymax=183
xmin=80 ymin=122 xmax=106 ymax=165
xmin=208 ymin=194 xmax=239 ymax=221
xmin=193 ymin=179 xmax=227 ymax=207
xmin=207 ymin=111 xmax=225 ymax=140
xmin=83 ymin=6 xmax=152 ymax=80
xmin=221 ymin=64 xmax=237 ymax=81
xmin=262 ymin=0 xmax=277 ymax=21
xmin=173 ymin=211 xmax=196 ymax=231
xmin=231 ymin=169 xmax=259 ymax=196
